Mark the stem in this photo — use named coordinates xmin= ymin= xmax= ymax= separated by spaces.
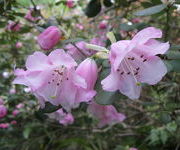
xmin=164 ymin=5 xmax=171 ymax=41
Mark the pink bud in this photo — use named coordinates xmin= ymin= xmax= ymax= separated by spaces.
xmin=0 ymin=105 xmax=7 ymax=118
xmin=59 ymin=113 xmax=74 ymax=126
xmin=37 ymin=26 xmax=61 ymax=50
xmin=76 ymin=58 xmax=98 ymax=90
xmin=25 ymin=9 xmax=39 ymax=22
xmin=10 ymin=120 xmax=17 ymax=125
xmin=132 ymin=18 xmax=141 ymax=23
xmin=66 ymin=0 xmax=74 ymax=8
xmin=0 ymin=123 xmax=9 ymax=129
xmin=6 ymin=21 xmax=21 ymax=32
xmin=98 ymin=20 xmax=108 ymax=29
xmin=75 ymin=24 xmax=84 ymax=30
xmin=12 ymin=109 xmax=20 ymax=117
xmin=16 ymin=42 xmax=23 ymax=49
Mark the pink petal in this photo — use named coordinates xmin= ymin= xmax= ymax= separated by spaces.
xmin=138 ymin=56 xmax=167 ymax=85
xmin=131 ymin=27 xmax=162 ymax=46
xmin=26 ymin=52 xmax=50 ymax=71
xmin=72 ymin=73 xmax=87 ymax=89
xmin=119 ymin=74 xmax=141 ymax=99
xmin=48 ymin=49 xmax=77 ymax=68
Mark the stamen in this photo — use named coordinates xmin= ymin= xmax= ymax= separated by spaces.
xmin=143 ymin=59 xmax=147 ymax=62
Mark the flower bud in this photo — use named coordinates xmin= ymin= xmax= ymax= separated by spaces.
xmin=16 ymin=42 xmax=23 ymax=49
xmin=0 ymin=105 xmax=7 ymax=118
xmin=6 ymin=21 xmax=21 ymax=32
xmin=37 ymin=26 xmax=61 ymax=50
xmin=66 ymin=0 xmax=74 ymax=8
xmin=98 ymin=20 xmax=108 ymax=29
xmin=25 ymin=9 xmax=40 ymax=22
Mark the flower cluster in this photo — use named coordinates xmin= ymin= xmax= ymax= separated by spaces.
xmin=13 ymin=26 xmax=169 ymax=127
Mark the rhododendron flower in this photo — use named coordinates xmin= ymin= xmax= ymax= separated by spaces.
xmin=75 ymin=58 xmax=98 ymax=103
xmin=13 ymin=49 xmax=96 ymax=111
xmin=16 ymin=42 xmax=23 ymax=49
xmin=37 ymin=26 xmax=61 ymax=50
xmin=25 ymin=9 xmax=39 ymax=22
xmin=48 ymin=109 xmax=74 ymax=126
xmin=10 ymin=120 xmax=17 ymax=125
xmin=102 ymin=27 xmax=170 ymax=99
xmin=12 ymin=109 xmax=20 ymax=116
xmin=0 ymin=123 xmax=9 ymax=129
xmin=0 ymin=105 xmax=7 ymax=118
xmin=66 ymin=0 xmax=74 ymax=8
xmin=88 ymin=102 xmax=126 ymax=128
xmin=6 ymin=21 xmax=21 ymax=32
xmin=16 ymin=103 xmax=24 ymax=109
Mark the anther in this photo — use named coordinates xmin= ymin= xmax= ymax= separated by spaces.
xmin=140 ymin=55 xmax=144 ymax=58
xmin=131 ymin=57 xmax=135 ymax=60
xmin=143 ymin=59 xmax=147 ymax=62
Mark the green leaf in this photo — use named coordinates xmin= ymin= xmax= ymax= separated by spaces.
xmin=166 ymin=60 xmax=180 ymax=73
xmin=166 ymin=51 xmax=180 ymax=60
xmin=85 ymin=0 xmax=101 ymax=18
xmin=134 ymin=4 xmax=167 ymax=16
xmin=120 ymin=23 xmax=147 ymax=31
xmin=159 ymin=129 xmax=168 ymax=144
xmin=23 ymin=127 xmax=32 ymax=139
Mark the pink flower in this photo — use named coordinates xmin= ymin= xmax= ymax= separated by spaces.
xmin=75 ymin=24 xmax=84 ymax=30
xmin=12 ymin=109 xmax=20 ymax=116
xmin=37 ymin=26 xmax=62 ymax=50
xmin=0 ymin=123 xmax=9 ymax=129
xmin=16 ymin=103 xmax=24 ymax=109
xmin=0 ymin=97 xmax=4 ymax=105
xmin=98 ymin=20 xmax=108 ymax=29
xmin=48 ymin=109 xmax=74 ymax=126
xmin=16 ymin=42 xmax=23 ymax=49
xmin=13 ymin=49 xmax=96 ymax=111
xmin=0 ymin=105 xmax=7 ymax=118
xmin=129 ymin=148 xmax=138 ymax=150
xmin=88 ymin=102 xmax=126 ymax=128
xmin=75 ymin=58 xmax=98 ymax=103
xmin=66 ymin=0 xmax=74 ymax=8
xmin=10 ymin=120 xmax=17 ymax=125
xmin=24 ymin=9 xmax=39 ymax=22
xmin=101 ymin=27 xmax=170 ymax=99
xmin=9 ymin=88 xmax=16 ymax=94
xmin=6 ymin=21 xmax=21 ymax=32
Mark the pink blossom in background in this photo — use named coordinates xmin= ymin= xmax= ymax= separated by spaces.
xmin=24 ymin=9 xmax=40 ymax=22
xmin=0 ymin=123 xmax=9 ymax=129
xmin=98 ymin=20 xmax=108 ymax=29
xmin=6 ymin=21 xmax=21 ymax=32
xmin=66 ymin=0 xmax=74 ymax=8
xmin=0 ymin=98 xmax=4 ymax=105
xmin=129 ymin=148 xmax=138 ymax=150
xmin=48 ymin=109 xmax=74 ymax=126
xmin=12 ymin=109 xmax=20 ymax=116
xmin=132 ymin=18 xmax=141 ymax=23
xmin=13 ymin=49 xmax=96 ymax=111
xmin=9 ymin=88 xmax=16 ymax=94
xmin=103 ymin=15 xmax=110 ymax=20
xmin=0 ymin=105 xmax=7 ymax=118
xmin=75 ymin=24 xmax=84 ymax=30
xmin=16 ymin=103 xmax=24 ymax=109
xmin=101 ymin=27 xmax=170 ymax=99
xmin=37 ymin=26 xmax=61 ymax=50
xmin=75 ymin=58 xmax=98 ymax=103
xmin=65 ymin=37 xmax=105 ymax=61
xmin=16 ymin=42 xmax=23 ymax=49
xmin=88 ymin=102 xmax=126 ymax=128
xmin=10 ymin=120 xmax=17 ymax=125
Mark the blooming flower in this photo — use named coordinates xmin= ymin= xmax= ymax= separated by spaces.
xmin=13 ymin=49 xmax=96 ymax=111
xmin=37 ymin=26 xmax=62 ymax=50
xmin=0 ymin=105 xmax=7 ymax=118
xmin=16 ymin=103 xmax=24 ymax=109
xmin=48 ymin=108 xmax=74 ymax=126
xmin=101 ymin=27 xmax=170 ymax=99
xmin=98 ymin=20 xmax=108 ymax=29
xmin=24 ymin=9 xmax=40 ymax=22
xmin=16 ymin=42 xmax=23 ymax=49
xmin=88 ymin=102 xmax=126 ymax=128
xmin=0 ymin=123 xmax=9 ymax=129
xmin=6 ymin=21 xmax=21 ymax=32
